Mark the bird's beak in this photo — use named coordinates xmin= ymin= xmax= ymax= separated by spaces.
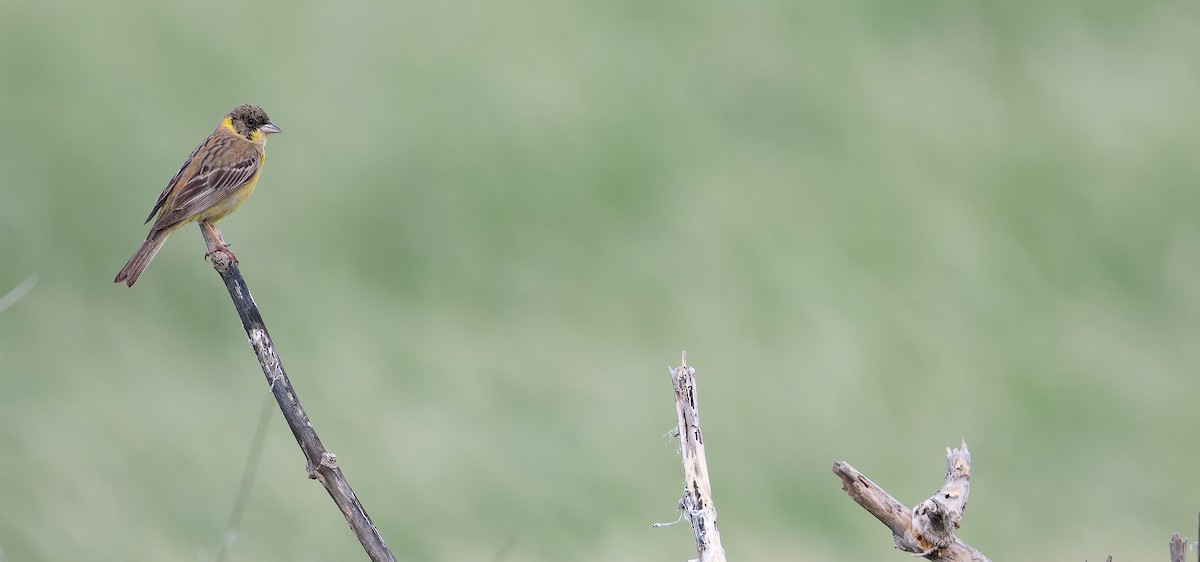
xmin=262 ymin=121 xmax=282 ymax=135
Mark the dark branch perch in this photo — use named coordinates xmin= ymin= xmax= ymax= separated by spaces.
xmin=833 ymin=441 xmax=988 ymax=561
xmin=658 ymin=351 xmax=727 ymax=562
xmin=206 ymin=246 xmax=396 ymax=562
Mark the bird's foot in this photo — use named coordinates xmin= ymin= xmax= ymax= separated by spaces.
xmin=204 ymin=244 xmax=238 ymax=265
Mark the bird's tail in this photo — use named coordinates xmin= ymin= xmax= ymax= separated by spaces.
xmin=114 ymin=231 xmax=170 ymax=287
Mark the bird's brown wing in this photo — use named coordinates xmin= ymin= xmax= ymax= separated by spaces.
xmin=149 ymin=135 xmax=262 ymax=232
xmin=144 ymin=140 xmax=209 ymax=224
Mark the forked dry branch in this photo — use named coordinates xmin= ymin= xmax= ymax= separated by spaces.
xmin=833 ymin=442 xmax=988 ymax=561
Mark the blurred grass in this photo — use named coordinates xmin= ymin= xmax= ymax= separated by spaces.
xmin=2 ymin=0 xmax=1199 ymax=560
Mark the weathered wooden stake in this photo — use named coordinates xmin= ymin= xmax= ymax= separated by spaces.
xmin=659 ymin=351 xmax=727 ymax=562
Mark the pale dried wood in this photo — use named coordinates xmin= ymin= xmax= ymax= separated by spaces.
xmin=663 ymin=351 xmax=727 ymax=562
xmin=913 ymin=442 xmax=972 ymax=550
xmin=1168 ymin=532 xmax=1185 ymax=562
xmin=833 ymin=441 xmax=988 ymax=561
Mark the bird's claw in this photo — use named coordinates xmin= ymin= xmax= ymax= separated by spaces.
xmin=204 ymin=245 xmax=238 ymax=264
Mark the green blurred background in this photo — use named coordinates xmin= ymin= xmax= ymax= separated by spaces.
xmin=2 ymin=0 xmax=1198 ymax=560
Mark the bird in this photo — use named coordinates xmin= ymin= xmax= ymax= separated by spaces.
xmin=114 ymin=104 xmax=281 ymax=287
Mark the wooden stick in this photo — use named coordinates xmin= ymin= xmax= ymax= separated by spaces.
xmin=206 ymin=245 xmax=396 ymax=562
xmin=1168 ymin=532 xmax=1186 ymax=562
xmin=833 ymin=441 xmax=988 ymax=561
xmin=663 ymin=351 xmax=727 ymax=562
xmin=912 ymin=441 xmax=973 ymax=550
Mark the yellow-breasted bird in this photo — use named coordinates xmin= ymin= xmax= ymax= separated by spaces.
xmin=115 ymin=104 xmax=281 ymax=286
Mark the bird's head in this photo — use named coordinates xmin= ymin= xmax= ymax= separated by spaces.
xmin=227 ymin=104 xmax=282 ymax=140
